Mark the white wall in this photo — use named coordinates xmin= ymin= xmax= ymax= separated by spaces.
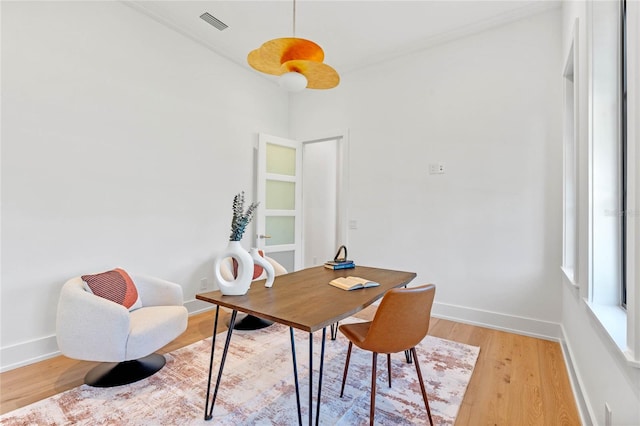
xmin=0 ymin=1 xmax=288 ymax=370
xmin=291 ymin=10 xmax=564 ymax=336
xmin=560 ymin=2 xmax=640 ymax=425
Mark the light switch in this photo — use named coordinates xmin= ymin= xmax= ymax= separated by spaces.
xmin=429 ymin=163 xmax=445 ymax=174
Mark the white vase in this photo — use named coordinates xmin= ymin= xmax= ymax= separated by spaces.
xmin=213 ymin=241 xmax=254 ymax=296
xmin=250 ymin=248 xmax=275 ymax=288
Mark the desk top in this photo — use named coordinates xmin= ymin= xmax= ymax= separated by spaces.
xmin=196 ymin=265 xmax=417 ymax=332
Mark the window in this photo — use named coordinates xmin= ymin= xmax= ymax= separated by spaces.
xmin=562 ymin=19 xmax=579 ymax=287
xmin=584 ymin=0 xmax=637 ymax=357
xmin=620 ymin=0 xmax=628 ymax=308
xmin=590 ymin=0 xmax=626 ymax=309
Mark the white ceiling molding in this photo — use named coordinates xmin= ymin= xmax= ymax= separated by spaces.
xmin=121 ymin=1 xmax=561 ymax=79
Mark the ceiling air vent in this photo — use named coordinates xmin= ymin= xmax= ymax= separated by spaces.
xmin=200 ymin=12 xmax=228 ymax=31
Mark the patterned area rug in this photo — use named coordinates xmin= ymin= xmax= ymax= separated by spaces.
xmin=1 ymin=318 xmax=479 ymax=425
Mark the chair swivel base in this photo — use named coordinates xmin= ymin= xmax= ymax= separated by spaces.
xmin=229 ymin=314 xmax=274 ymax=330
xmin=84 ymin=353 xmax=166 ymax=387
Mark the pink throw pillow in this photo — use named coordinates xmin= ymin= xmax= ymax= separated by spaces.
xmin=81 ymin=268 xmax=142 ymax=311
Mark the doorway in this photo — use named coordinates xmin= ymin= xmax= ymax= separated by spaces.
xmin=302 ymin=135 xmax=347 ymax=268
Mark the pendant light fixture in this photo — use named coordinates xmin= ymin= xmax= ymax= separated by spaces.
xmin=247 ymin=0 xmax=339 ymax=91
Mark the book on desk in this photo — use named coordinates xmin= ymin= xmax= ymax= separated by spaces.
xmin=324 ymin=244 xmax=356 ymax=270
xmin=324 ymin=260 xmax=355 ymax=270
xmin=329 ymin=276 xmax=380 ymax=291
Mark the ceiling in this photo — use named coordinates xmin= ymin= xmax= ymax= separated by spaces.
xmin=127 ymin=1 xmax=559 ymax=77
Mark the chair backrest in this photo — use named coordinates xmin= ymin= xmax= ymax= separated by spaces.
xmin=362 ymin=284 xmax=436 ymax=354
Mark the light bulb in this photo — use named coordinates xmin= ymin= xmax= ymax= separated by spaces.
xmin=279 ymin=72 xmax=307 ymax=92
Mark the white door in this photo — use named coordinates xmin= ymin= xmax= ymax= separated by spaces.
xmin=255 ymin=133 xmax=303 ymax=272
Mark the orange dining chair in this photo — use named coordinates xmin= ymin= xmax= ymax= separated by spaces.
xmin=338 ymin=284 xmax=436 ymax=426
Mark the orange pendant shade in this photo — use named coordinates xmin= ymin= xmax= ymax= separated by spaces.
xmin=248 ymin=37 xmax=339 ymax=90
xmin=248 ymin=38 xmax=323 ymax=75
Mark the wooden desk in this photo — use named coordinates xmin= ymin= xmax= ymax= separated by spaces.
xmin=196 ymin=265 xmax=417 ymax=425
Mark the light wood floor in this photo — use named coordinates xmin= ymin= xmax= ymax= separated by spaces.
xmin=0 ymin=307 xmax=581 ymax=425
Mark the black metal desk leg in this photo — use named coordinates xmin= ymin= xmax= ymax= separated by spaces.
xmin=308 ymin=332 xmax=313 ymax=426
xmin=405 ymin=349 xmax=413 ymax=364
xmin=291 ymin=328 xmax=328 ymax=426
xmin=204 ymin=306 xmax=221 ymax=420
xmin=204 ymin=309 xmax=238 ymax=421
xmin=315 ymin=328 xmax=327 ymax=426
xmin=290 ymin=327 xmax=303 ymax=426
xmin=403 ymin=284 xmax=413 ymax=363
xmin=330 ymin=322 xmax=339 ymax=340
xmin=404 ymin=283 xmax=413 ymax=363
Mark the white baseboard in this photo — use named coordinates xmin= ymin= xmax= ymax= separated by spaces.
xmin=559 ymin=324 xmax=595 ymax=426
xmin=184 ymin=298 xmax=217 ymax=315
xmin=0 ymin=335 xmax=60 ymax=373
xmin=431 ymin=301 xmax=563 ymax=341
xmin=0 ymin=299 xmax=215 ymax=373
